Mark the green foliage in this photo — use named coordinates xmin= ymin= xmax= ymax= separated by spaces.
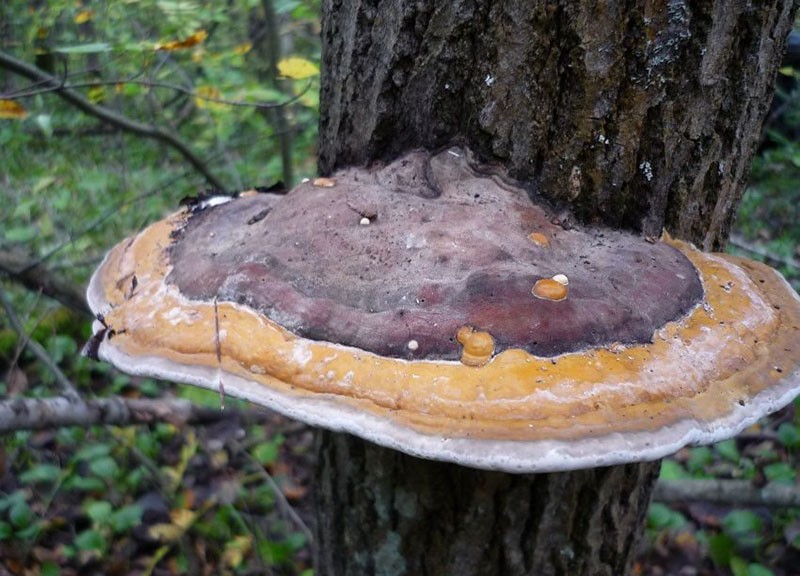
xmin=0 ymin=7 xmax=320 ymax=568
xmin=647 ymin=503 xmax=688 ymax=531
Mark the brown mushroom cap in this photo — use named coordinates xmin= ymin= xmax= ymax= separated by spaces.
xmin=86 ymin=148 xmax=800 ymax=472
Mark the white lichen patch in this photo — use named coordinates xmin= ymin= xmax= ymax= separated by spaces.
xmin=639 ymin=161 xmax=654 ymax=182
xmin=405 ymin=232 xmax=426 ymax=249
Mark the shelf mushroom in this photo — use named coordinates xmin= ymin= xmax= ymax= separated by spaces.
xmin=85 ymin=148 xmax=800 ymax=473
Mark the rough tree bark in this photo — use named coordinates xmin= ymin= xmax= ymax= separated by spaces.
xmin=314 ymin=1 xmax=796 ymax=575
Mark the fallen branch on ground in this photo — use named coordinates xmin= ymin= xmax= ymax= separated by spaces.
xmin=0 ymin=395 xmax=274 ymax=434
xmin=653 ymin=478 xmax=800 ymax=508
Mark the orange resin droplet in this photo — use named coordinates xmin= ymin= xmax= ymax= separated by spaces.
xmin=532 ymin=278 xmax=569 ymax=301
xmin=528 ymin=232 xmax=550 ymax=247
xmin=312 ymin=177 xmax=336 ymax=188
xmin=456 ymin=326 xmax=495 ymax=367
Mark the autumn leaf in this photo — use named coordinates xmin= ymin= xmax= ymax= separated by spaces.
xmin=74 ymin=9 xmax=94 ymax=24
xmin=155 ymin=30 xmax=208 ymax=51
xmin=194 ymin=85 xmax=226 ymax=110
xmin=277 ymin=56 xmax=319 ymax=79
xmin=233 ymin=42 xmax=252 ymax=55
xmin=223 ymin=535 xmax=253 ymax=568
xmin=0 ymin=100 xmax=28 ymax=120
xmin=87 ymin=86 xmax=106 ymax=104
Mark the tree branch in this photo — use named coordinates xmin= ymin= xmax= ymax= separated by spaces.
xmin=0 ymin=395 xmax=272 ymax=434
xmin=0 ymin=49 xmax=226 ymax=191
xmin=653 ymin=478 xmax=800 ymax=509
xmin=0 ymin=286 xmax=82 ymax=402
xmin=0 ymin=246 xmax=90 ymax=315
xmin=729 ymin=233 xmax=800 ymax=272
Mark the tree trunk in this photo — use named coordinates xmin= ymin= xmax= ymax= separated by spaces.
xmin=314 ymin=433 xmax=659 ymax=576
xmin=314 ymin=1 xmax=796 ymax=575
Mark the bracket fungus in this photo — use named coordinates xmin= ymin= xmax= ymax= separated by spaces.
xmin=86 ymin=148 xmax=800 ymax=473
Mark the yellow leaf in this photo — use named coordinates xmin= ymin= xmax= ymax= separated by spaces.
xmin=277 ymin=56 xmax=319 ymax=80
xmin=0 ymin=100 xmax=28 ymax=120
xmin=233 ymin=42 xmax=252 ymax=55
xmin=148 ymin=522 xmax=184 ymax=542
xmin=195 ymin=85 xmax=226 ymax=111
xmin=74 ymin=9 xmax=93 ymax=24
xmin=223 ymin=535 xmax=252 ymax=568
xmin=169 ymin=508 xmax=197 ymax=530
xmin=87 ymin=86 xmax=106 ymax=104
xmin=155 ymin=30 xmax=208 ymax=51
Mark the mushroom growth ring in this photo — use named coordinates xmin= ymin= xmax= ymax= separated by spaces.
xmin=86 ymin=148 xmax=800 ymax=473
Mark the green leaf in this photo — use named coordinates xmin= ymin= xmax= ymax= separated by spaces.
xmin=53 ymin=43 xmax=112 ymax=54
xmin=84 ymin=500 xmax=113 ymax=523
xmin=708 ymin=533 xmax=735 ymax=567
xmin=0 ymin=521 xmax=12 ymax=540
xmin=89 ymin=456 xmax=119 ymax=479
xmin=74 ymin=528 xmax=106 ymax=552
xmin=647 ymin=503 xmax=687 ymax=530
xmin=31 ymin=176 xmax=57 ymax=195
xmin=40 ymin=561 xmax=60 ymax=576
xmin=9 ymin=500 xmax=34 ymax=528
xmin=764 ymin=462 xmax=796 ymax=484
xmin=731 ymin=556 xmax=749 ymax=576
xmin=747 ymin=563 xmax=775 ymax=576
xmin=723 ymin=510 xmax=763 ymax=536
xmin=715 ymin=439 xmax=740 ymax=462
xmin=777 ymin=423 xmax=800 ymax=448
xmin=64 ymin=475 xmax=105 ymax=492
xmin=109 ymin=504 xmax=143 ymax=532
xmin=686 ymin=446 xmax=713 ymax=474
xmin=659 ymin=459 xmax=690 ymax=480
xmin=252 ymin=436 xmax=283 ymax=465
xmin=74 ymin=443 xmax=112 ymax=461
xmin=19 ymin=463 xmax=62 ymax=484
xmin=4 ymin=226 xmax=38 ymax=243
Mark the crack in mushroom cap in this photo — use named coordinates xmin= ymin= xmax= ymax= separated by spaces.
xmin=86 ymin=148 xmax=800 ymax=473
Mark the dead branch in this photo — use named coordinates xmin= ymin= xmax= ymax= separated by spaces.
xmin=653 ymin=478 xmax=800 ymax=509
xmin=0 ymin=246 xmax=90 ymax=314
xmin=0 ymin=286 xmax=82 ymax=401
xmin=0 ymin=49 xmax=226 ymax=191
xmin=0 ymin=395 xmax=276 ymax=434
xmin=729 ymin=233 xmax=800 ymax=271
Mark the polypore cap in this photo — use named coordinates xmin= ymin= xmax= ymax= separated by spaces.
xmin=86 ymin=148 xmax=800 ymax=473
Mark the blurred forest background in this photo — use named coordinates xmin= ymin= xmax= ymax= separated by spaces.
xmin=0 ymin=2 xmax=799 ymax=575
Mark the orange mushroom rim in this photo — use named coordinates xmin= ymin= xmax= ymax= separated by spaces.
xmin=86 ymin=207 xmax=800 ymax=474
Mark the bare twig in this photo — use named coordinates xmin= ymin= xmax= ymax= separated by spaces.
xmin=729 ymin=233 xmax=800 ymax=271
xmin=654 ymin=478 xmax=800 ymax=509
xmin=0 ymin=246 xmax=90 ymax=314
xmin=241 ymin=443 xmax=314 ymax=544
xmin=0 ymin=49 xmax=226 ymax=190
xmin=5 ymin=77 xmax=312 ymax=111
xmin=0 ymin=395 xmax=276 ymax=434
xmin=0 ymin=286 xmax=82 ymax=401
